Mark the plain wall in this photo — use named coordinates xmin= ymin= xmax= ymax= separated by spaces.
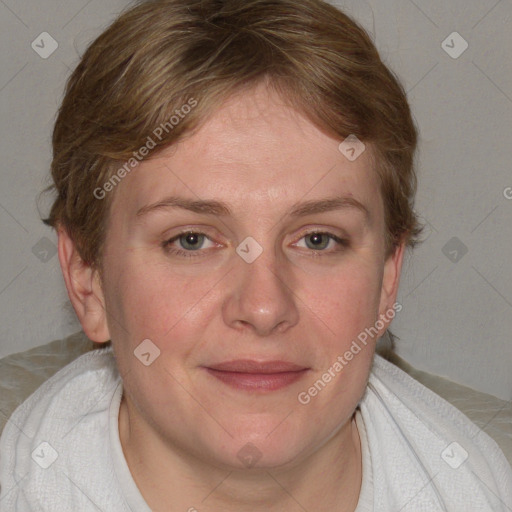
xmin=0 ymin=0 xmax=511 ymax=401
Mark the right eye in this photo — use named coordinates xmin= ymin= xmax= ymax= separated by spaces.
xmin=162 ymin=231 xmax=217 ymax=258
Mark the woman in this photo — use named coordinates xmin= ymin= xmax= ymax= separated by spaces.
xmin=1 ymin=0 xmax=511 ymax=510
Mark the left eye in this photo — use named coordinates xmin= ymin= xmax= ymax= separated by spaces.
xmin=294 ymin=232 xmax=344 ymax=251
xmin=165 ymin=232 xmax=216 ymax=252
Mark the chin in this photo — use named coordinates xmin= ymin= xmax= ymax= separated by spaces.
xmin=208 ymin=418 xmax=315 ymax=471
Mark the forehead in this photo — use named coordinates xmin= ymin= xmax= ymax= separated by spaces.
xmin=110 ymin=84 xmax=382 ymax=221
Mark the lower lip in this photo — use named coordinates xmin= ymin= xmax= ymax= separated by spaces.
xmin=205 ymin=368 xmax=309 ymax=391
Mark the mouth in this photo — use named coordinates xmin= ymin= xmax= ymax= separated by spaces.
xmin=203 ymin=360 xmax=310 ymax=392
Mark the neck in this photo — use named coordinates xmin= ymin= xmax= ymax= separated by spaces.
xmin=119 ymin=397 xmax=362 ymax=512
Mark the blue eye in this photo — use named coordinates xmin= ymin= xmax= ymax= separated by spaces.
xmin=295 ymin=232 xmax=347 ymax=254
xmin=177 ymin=232 xmax=206 ymax=250
xmin=304 ymin=233 xmax=332 ymax=250
xmin=163 ymin=231 xmax=215 ymax=258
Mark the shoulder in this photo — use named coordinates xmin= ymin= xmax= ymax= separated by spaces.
xmin=360 ymin=354 xmax=512 ymax=510
xmin=0 ymin=347 xmax=122 ymax=510
xmin=1 ymin=346 xmax=119 ymax=438
xmin=368 ymin=354 xmax=500 ymax=445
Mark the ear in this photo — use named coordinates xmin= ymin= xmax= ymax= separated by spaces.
xmin=57 ymin=226 xmax=111 ymax=343
xmin=377 ymin=241 xmax=406 ymax=336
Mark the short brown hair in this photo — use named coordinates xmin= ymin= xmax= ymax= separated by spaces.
xmin=43 ymin=0 xmax=423 ymax=267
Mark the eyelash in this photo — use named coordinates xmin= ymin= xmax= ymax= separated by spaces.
xmin=162 ymin=230 xmax=348 ymax=259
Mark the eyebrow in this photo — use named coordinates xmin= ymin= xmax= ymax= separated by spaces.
xmin=135 ymin=195 xmax=370 ymax=222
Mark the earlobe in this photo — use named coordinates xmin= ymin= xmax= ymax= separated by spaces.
xmin=57 ymin=227 xmax=111 ymax=343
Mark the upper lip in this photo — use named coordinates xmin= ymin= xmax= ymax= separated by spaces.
xmin=205 ymin=360 xmax=308 ymax=373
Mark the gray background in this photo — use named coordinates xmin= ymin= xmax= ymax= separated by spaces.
xmin=0 ymin=0 xmax=511 ymax=401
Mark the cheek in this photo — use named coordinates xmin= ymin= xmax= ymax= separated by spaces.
xmin=303 ymin=260 xmax=383 ymax=344
xmin=103 ymin=257 xmax=218 ymax=348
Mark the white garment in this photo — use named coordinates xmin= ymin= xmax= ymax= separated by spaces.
xmin=0 ymin=347 xmax=510 ymax=511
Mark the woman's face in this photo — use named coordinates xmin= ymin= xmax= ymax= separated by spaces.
xmin=97 ymin=83 xmax=403 ymax=470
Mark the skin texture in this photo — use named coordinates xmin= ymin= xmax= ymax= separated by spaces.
xmin=58 ymin=82 xmax=405 ymax=512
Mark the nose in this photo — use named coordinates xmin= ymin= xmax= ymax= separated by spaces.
xmin=222 ymin=248 xmax=300 ymax=337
